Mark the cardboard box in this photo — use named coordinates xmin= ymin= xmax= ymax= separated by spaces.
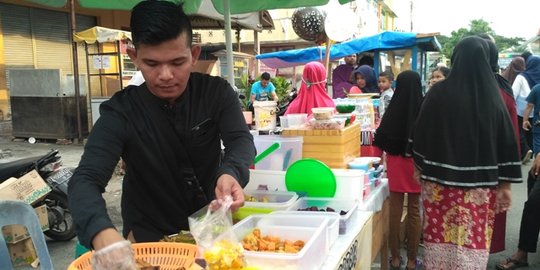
xmin=282 ymin=123 xmax=361 ymax=168
xmin=7 ymin=237 xmax=37 ymax=267
xmin=2 ymin=204 xmax=50 ymax=244
xmin=0 ymin=170 xmax=51 ymax=205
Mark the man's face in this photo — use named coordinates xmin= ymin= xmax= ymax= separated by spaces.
xmin=344 ymin=55 xmax=356 ymax=65
xmin=261 ymin=79 xmax=270 ymax=88
xmin=127 ymin=33 xmax=201 ymax=103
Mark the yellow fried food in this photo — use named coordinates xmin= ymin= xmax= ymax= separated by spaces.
xmin=241 ymin=228 xmax=305 ymax=254
xmin=203 ymin=240 xmax=245 ymax=270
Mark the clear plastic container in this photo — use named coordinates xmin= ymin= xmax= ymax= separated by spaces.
xmin=311 ymin=107 xmax=335 ymax=120
xmin=309 ymin=118 xmax=346 ymax=130
xmin=234 ymin=190 xmax=299 ymax=222
xmin=246 ymin=168 xmax=365 ymax=202
xmin=270 ymin=210 xmax=339 ymax=250
xmin=287 ymin=197 xmax=358 ymax=234
xmin=286 ymin=113 xmax=308 ymax=128
xmin=253 ymin=135 xmax=303 ymax=171
xmin=233 ymin=214 xmax=328 ymax=270
xmin=244 ymin=190 xmax=299 ymax=209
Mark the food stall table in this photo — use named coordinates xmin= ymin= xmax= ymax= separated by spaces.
xmin=322 ymin=211 xmax=373 ymax=270
xmin=359 ymin=178 xmax=390 ymax=270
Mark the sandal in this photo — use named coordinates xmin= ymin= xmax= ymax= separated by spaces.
xmin=389 ymin=256 xmax=403 ymax=270
xmin=496 ymin=257 xmax=529 ymax=270
xmin=405 ymin=258 xmax=422 ymax=270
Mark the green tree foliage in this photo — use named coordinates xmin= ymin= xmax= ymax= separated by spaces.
xmin=437 ymin=19 xmax=525 ymax=59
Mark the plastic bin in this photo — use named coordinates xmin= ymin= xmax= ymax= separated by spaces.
xmin=271 ymin=211 xmax=339 ymax=250
xmin=246 ymin=168 xmax=365 ymax=202
xmin=254 ymin=135 xmax=303 ymax=171
xmin=287 ymin=197 xmax=358 ymax=234
xmin=233 ymin=215 xmax=328 ymax=270
xmin=233 ymin=190 xmax=298 ymax=222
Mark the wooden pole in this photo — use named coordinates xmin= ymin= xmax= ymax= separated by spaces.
xmin=69 ymin=0 xmax=83 ymax=143
xmin=324 ymin=36 xmax=332 ymax=95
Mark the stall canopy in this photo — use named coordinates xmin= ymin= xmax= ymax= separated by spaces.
xmin=256 ymin=31 xmax=441 ymax=68
xmin=73 ymin=26 xmax=131 ymax=44
xmin=26 ymin=0 xmax=354 ymax=84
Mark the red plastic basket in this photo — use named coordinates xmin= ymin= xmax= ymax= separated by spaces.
xmin=68 ymin=242 xmax=198 ymax=270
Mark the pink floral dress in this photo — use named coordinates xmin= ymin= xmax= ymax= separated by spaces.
xmin=421 ymin=181 xmax=497 ymax=270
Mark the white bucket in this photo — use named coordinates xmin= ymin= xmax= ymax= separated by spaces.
xmin=253 ymin=101 xmax=277 ymax=130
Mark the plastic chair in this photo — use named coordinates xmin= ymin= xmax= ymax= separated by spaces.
xmin=0 ymin=200 xmax=54 ymax=269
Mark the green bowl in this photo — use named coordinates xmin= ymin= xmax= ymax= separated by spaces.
xmin=336 ymin=104 xmax=356 ymax=113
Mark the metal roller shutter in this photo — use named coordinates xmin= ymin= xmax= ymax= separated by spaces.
xmin=31 ymin=8 xmax=72 ymax=73
xmin=0 ymin=3 xmax=33 ymax=68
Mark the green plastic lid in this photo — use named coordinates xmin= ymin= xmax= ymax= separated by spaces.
xmin=285 ymin=158 xmax=337 ymax=197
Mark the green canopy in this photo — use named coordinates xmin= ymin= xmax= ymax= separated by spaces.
xmin=26 ymin=0 xmax=352 ymax=14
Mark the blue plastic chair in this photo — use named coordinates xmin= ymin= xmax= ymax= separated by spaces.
xmin=0 ymin=200 xmax=54 ymax=269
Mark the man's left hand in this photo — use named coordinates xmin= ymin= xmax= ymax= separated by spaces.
xmin=215 ymin=174 xmax=245 ymax=212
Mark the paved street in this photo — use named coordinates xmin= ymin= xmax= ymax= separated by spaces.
xmin=0 ymin=137 xmax=538 ymax=269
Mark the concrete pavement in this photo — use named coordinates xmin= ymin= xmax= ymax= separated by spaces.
xmin=1 ymin=137 xmax=538 ymax=269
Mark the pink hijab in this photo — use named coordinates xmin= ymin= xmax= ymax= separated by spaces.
xmin=285 ymin=61 xmax=335 ymax=115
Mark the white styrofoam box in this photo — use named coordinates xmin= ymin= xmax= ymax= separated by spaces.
xmin=247 ymin=168 xmax=365 ymax=202
xmin=287 ymin=197 xmax=358 ymax=234
xmin=244 ymin=190 xmax=299 ymax=210
xmin=270 ymin=210 xmax=340 ymax=250
xmin=233 ymin=215 xmax=328 ymax=270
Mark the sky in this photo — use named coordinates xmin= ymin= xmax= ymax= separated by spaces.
xmin=409 ymin=0 xmax=538 ymax=40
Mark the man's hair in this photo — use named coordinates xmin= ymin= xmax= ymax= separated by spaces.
xmin=130 ymin=0 xmax=193 ymax=48
xmin=261 ymin=72 xmax=271 ymax=81
xmin=378 ymin=71 xmax=394 ymax=81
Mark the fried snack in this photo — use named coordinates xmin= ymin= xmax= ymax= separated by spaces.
xmin=241 ymin=228 xmax=305 ymax=253
xmin=203 ymin=239 xmax=245 ymax=270
xmin=160 ymin=231 xmax=197 ymax=244
xmin=135 ymin=258 xmax=160 ymax=270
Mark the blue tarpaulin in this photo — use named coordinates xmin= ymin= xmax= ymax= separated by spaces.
xmin=256 ymin=31 xmax=440 ymax=68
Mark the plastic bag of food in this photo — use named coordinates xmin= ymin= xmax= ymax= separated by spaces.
xmin=189 ymin=196 xmax=245 ymax=270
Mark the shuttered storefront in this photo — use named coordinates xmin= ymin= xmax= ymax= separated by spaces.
xmin=0 ymin=3 xmax=96 ymax=74
xmin=0 ymin=4 xmax=34 ymax=68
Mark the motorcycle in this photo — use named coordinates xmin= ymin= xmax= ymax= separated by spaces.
xmin=0 ymin=149 xmax=76 ymax=241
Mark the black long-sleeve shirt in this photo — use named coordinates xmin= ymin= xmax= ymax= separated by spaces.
xmin=68 ymin=72 xmax=255 ymax=248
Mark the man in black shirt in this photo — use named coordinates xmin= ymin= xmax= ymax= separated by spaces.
xmin=68 ymin=0 xmax=255 ymax=259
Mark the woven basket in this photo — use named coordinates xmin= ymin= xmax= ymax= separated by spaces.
xmin=68 ymin=242 xmax=198 ymax=270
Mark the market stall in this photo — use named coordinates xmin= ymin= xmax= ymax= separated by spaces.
xmin=256 ymin=31 xmax=441 ymax=86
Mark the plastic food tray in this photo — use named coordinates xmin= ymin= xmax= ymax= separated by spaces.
xmin=233 ymin=214 xmax=328 ymax=270
xmin=287 ymin=197 xmax=358 ymax=234
xmin=270 ymin=210 xmax=340 ymax=250
xmin=233 ymin=190 xmax=299 ymax=221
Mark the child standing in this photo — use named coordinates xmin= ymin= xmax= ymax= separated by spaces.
xmin=378 ymin=71 xmax=394 ymax=118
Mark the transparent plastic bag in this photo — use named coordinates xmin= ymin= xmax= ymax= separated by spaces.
xmin=91 ymin=240 xmax=137 ymax=270
xmin=189 ymin=196 xmax=245 ymax=270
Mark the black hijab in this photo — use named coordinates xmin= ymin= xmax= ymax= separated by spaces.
xmin=411 ymin=36 xmax=521 ymax=187
xmin=479 ymin=35 xmax=514 ymax=99
xmin=373 ymin=70 xmax=423 ymax=156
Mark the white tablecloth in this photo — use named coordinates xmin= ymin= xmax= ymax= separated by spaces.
xmin=359 ymin=178 xmax=389 ymax=212
xmin=321 ymin=210 xmax=373 ymax=270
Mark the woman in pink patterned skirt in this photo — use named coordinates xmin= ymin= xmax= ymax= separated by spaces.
xmin=410 ymin=36 xmax=522 ymax=269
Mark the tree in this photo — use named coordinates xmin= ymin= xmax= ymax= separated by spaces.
xmin=437 ymin=19 xmax=525 ymax=59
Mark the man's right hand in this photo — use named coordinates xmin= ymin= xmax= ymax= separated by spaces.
xmin=91 ymin=229 xmax=136 ymax=270
xmin=92 ymin=228 xmax=126 ymax=250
